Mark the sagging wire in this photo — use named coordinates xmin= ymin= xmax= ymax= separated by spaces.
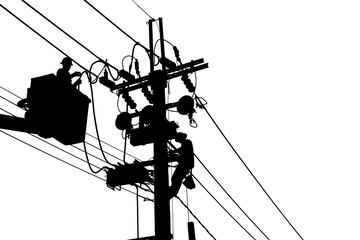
xmin=0 ymin=4 xmax=99 ymax=82
xmin=176 ymin=196 xmax=217 ymax=240
xmin=83 ymin=141 xmax=109 ymax=174
xmin=0 ymin=106 xmax=106 ymax=177
xmin=0 ymin=118 xmax=151 ymax=201
xmin=83 ymin=61 xmax=117 ymax=167
xmin=0 ymin=85 xmax=129 ymax=165
xmin=153 ymin=39 xmax=182 ymax=67
xmin=192 ymin=174 xmax=258 ymax=240
xmin=21 ymin=0 xmax=120 ymax=79
xmin=0 ymin=103 xmax=152 ymax=201
xmin=194 ymin=92 xmax=304 ymax=239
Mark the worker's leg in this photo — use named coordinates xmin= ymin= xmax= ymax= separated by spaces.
xmin=169 ymin=165 xmax=188 ymax=198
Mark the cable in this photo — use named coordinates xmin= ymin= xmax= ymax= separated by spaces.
xmin=0 ymin=103 xmax=152 ymax=201
xmin=81 ymin=141 xmax=125 ymax=164
xmin=88 ymin=71 xmax=117 ymax=167
xmin=21 ymin=0 xmax=119 ymax=73
xmin=194 ymin=154 xmax=270 ymax=240
xmin=192 ymin=174 xmax=256 ymax=240
xmin=130 ymin=0 xmax=153 ymax=20
xmin=0 ymin=128 xmax=105 ymax=181
xmin=195 ymin=95 xmax=304 ymax=240
xmin=0 ymin=4 xmax=98 ymax=78
xmin=86 ymin=132 xmax=140 ymax=160
xmin=176 ymin=196 xmax=217 ymax=240
xmin=0 ymin=126 xmax=152 ymax=201
xmin=0 ymin=106 xmax=106 ymax=171
xmin=167 ymin=140 xmax=267 ymax=238
xmin=0 ymin=86 xmax=22 ymax=99
xmin=83 ymin=141 xmax=108 ymax=174
xmin=83 ymin=0 xmax=160 ymax=60
xmin=0 ymin=85 xmax=133 ymax=165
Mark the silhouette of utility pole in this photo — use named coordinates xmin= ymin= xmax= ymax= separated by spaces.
xmin=113 ymin=18 xmax=208 ymax=240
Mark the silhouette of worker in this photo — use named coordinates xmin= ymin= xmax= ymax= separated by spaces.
xmin=169 ymin=132 xmax=194 ymax=198
xmin=56 ymin=57 xmax=81 ymax=87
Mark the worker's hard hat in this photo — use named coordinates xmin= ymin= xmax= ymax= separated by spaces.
xmin=60 ymin=57 xmax=73 ymax=65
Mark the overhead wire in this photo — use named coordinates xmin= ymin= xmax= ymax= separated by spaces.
xmin=83 ymin=0 xmax=160 ymax=61
xmin=87 ymin=63 xmax=118 ymax=167
xmin=192 ymin=174 xmax=256 ymax=240
xmin=86 ymin=132 xmax=141 ymax=160
xmin=0 ymin=4 xmax=97 ymax=79
xmin=130 ymin=0 xmax=154 ymax=20
xmin=0 ymin=128 xmax=105 ymax=181
xmin=195 ymin=94 xmax=304 ymax=240
xmin=176 ymin=196 xmax=217 ymax=240
xmin=168 ymin=141 xmax=265 ymax=239
xmin=83 ymin=141 xmax=109 ymax=174
xmin=0 ymin=106 xmax=107 ymax=173
xmin=0 ymin=105 xmax=152 ymax=202
xmin=0 ymin=86 xmax=152 ymax=199
xmin=194 ymin=153 xmax=270 ymax=240
xmin=1 ymin=2 xmax=275 ymax=238
xmin=0 ymin=85 xmax=131 ymax=165
xmin=0 ymin=5 xmax=218 ymax=237
xmin=0 ymin=3 xmax=127 ymax=167
xmin=168 ymin=140 xmax=267 ymax=239
xmin=21 ymin=0 xmax=119 ymax=76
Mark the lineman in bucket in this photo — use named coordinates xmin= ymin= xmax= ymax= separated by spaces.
xmin=57 ymin=57 xmax=81 ymax=87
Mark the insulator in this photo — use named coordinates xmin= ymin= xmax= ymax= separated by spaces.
xmin=122 ymin=92 xmax=137 ymax=109
xmin=119 ymin=69 xmax=136 ymax=82
xmin=181 ymin=75 xmax=195 ymax=92
xmin=99 ymin=70 xmax=115 ymax=89
xmin=141 ymin=86 xmax=154 ymax=104
xmin=160 ymin=57 xmax=177 ymax=70
xmin=135 ymin=59 xmax=140 ymax=77
xmin=173 ymin=46 xmax=182 ymax=65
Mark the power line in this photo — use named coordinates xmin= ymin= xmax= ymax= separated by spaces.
xmin=86 ymin=132 xmax=140 ymax=160
xmin=195 ymin=95 xmax=304 ymax=240
xmin=0 ymin=119 xmax=152 ymax=202
xmin=168 ymin=140 xmax=268 ymax=239
xmin=0 ymin=128 xmax=105 ymax=181
xmin=130 ymin=0 xmax=154 ymax=20
xmin=0 ymin=85 xmax=139 ymax=162
xmin=0 ymin=106 xmax=108 ymax=171
xmin=176 ymin=196 xmax=217 ymax=240
xmin=21 ymin=0 xmax=119 ymax=73
xmin=83 ymin=0 xmax=159 ymax=59
xmin=192 ymin=174 xmax=257 ymax=240
xmin=0 ymin=90 xmax=123 ymax=165
xmin=0 ymin=105 xmax=152 ymax=201
xmin=194 ymin=153 xmax=270 ymax=240
xmin=0 ymin=4 xmax=97 ymax=78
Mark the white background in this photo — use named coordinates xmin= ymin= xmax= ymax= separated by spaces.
xmin=1 ymin=0 xmax=360 ymax=239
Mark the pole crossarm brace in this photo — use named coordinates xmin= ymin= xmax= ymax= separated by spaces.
xmin=111 ymin=58 xmax=208 ymax=95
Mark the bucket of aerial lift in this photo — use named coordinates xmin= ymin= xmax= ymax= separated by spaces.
xmin=24 ymin=74 xmax=90 ymax=145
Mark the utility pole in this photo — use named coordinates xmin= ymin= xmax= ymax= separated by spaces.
xmin=105 ymin=17 xmax=208 ymax=240
xmin=151 ymin=18 xmax=171 ymax=240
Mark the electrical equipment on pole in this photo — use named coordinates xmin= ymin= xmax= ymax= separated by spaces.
xmin=99 ymin=18 xmax=208 ymax=240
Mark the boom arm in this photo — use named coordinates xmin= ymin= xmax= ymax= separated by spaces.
xmin=0 ymin=114 xmax=36 ymax=134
